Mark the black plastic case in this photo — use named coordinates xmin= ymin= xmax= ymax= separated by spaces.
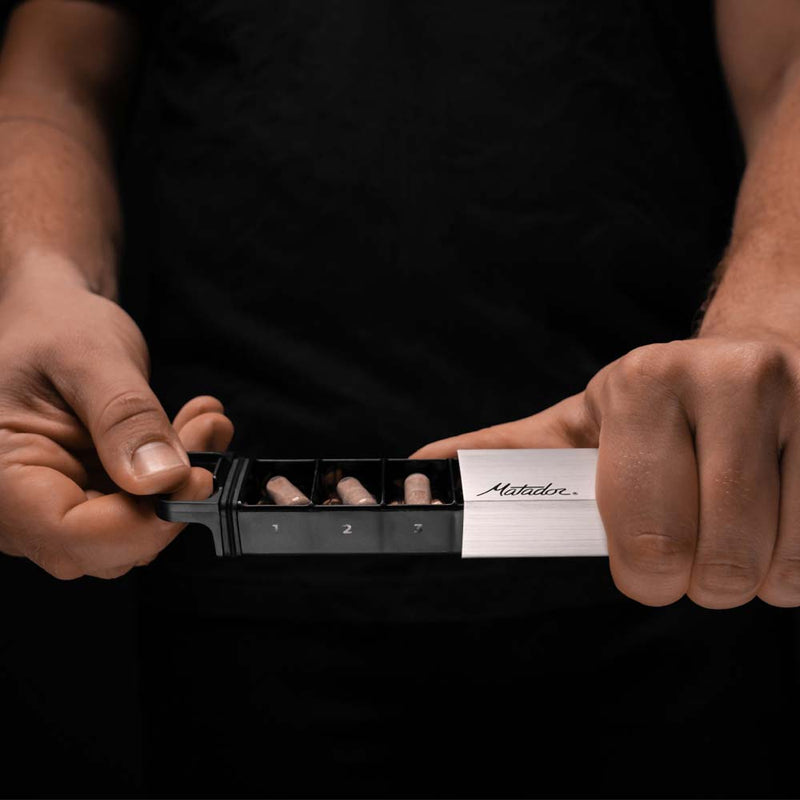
xmin=155 ymin=452 xmax=464 ymax=556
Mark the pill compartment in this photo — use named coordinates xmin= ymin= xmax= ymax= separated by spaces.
xmin=238 ymin=459 xmax=317 ymax=506
xmin=234 ymin=459 xmax=317 ymax=555
xmin=208 ymin=453 xmax=229 ymax=483
xmin=298 ymin=459 xmax=385 ymax=552
xmin=314 ymin=459 xmax=384 ymax=506
xmin=188 ymin=451 xmax=231 ymax=493
xmin=153 ymin=451 xmax=234 ymax=556
xmin=382 ymin=459 xmax=459 ymax=552
xmin=384 ymin=459 xmax=454 ymax=505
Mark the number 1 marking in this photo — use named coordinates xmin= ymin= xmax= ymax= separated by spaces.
xmin=272 ymin=523 xmax=279 ymax=532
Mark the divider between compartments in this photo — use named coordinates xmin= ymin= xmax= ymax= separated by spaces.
xmin=220 ymin=456 xmax=249 ymax=556
xmin=311 ymin=459 xmax=321 ymax=508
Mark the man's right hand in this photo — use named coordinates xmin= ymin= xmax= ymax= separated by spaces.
xmin=0 ymin=266 xmax=234 ymax=579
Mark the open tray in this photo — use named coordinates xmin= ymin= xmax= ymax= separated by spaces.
xmin=155 ymin=452 xmax=464 ymax=556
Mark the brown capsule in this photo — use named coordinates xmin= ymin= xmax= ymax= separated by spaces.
xmin=336 ymin=476 xmax=377 ymax=505
xmin=404 ymin=472 xmax=432 ymax=505
xmin=265 ymin=475 xmax=311 ymax=506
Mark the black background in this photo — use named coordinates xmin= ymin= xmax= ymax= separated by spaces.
xmin=1 ymin=1 xmax=799 ymax=798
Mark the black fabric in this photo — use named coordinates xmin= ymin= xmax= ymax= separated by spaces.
xmin=2 ymin=1 xmax=799 ymax=797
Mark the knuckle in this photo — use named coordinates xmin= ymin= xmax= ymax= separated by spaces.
xmin=612 ymin=577 xmax=685 ymax=608
xmin=618 ymin=345 xmax=664 ymax=380
xmin=759 ymin=555 xmax=800 ymax=606
xmin=622 ymin=529 xmax=693 ymax=575
xmin=732 ymin=341 xmax=789 ymax=398
xmin=768 ymin=553 xmax=800 ymax=586
xmin=610 ymin=344 xmax=684 ymax=401
xmin=0 ymin=428 xmax=26 ymax=461
xmin=690 ymin=554 xmax=764 ymax=605
xmin=96 ymin=389 xmax=163 ymax=438
xmin=740 ymin=340 xmax=785 ymax=378
xmin=758 ymin=585 xmax=800 ymax=608
xmin=187 ymin=413 xmax=218 ymax=441
xmin=0 ymin=430 xmax=49 ymax=465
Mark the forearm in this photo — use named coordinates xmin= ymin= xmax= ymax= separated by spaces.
xmin=698 ymin=2 xmax=800 ymax=341
xmin=0 ymin=109 xmax=122 ymax=299
xmin=696 ymin=62 xmax=800 ymax=341
xmin=0 ymin=0 xmax=140 ymax=301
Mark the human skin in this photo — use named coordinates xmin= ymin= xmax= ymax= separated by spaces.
xmin=2 ymin=2 xmax=800 ymax=599
xmin=413 ymin=1 xmax=800 ymax=609
xmin=0 ymin=1 xmax=233 ymax=579
xmin=0 ymin=266 xmax=233 ymax=579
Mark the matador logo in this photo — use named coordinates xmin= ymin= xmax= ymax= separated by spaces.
xmin=475 ymin=481 xmax=579 ymax=497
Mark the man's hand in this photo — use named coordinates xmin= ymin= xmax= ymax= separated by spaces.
xmin=0 ymin=3 xmax=234 ymax=580
xmin=412 ymin=333 xmax=800 ymax=610
xmin=0 ymin=268 xmax=234 ymax=579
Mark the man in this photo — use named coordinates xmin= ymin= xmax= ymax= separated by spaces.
xmin=0 ymin=0 xmax=798 ymax=796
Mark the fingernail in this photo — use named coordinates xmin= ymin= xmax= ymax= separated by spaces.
xmin=132 ymin=441 xmax=188 ymax=478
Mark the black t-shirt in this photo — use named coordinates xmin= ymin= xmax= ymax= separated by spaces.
xmin=3 ymin=1 xmax=799 ymax=797
xmin=123 ymin=0 xmax=740 ymax=448
xmin=120 ymin=0 xmax=749 ymax=612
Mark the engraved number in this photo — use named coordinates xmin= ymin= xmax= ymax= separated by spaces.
xmin=342 ymin=523 xmax=353 ymax=535
xmin=413 ymin=523 xmax=423 ymax=534
xmin=272 ymin=523 xmax=279 ymax=533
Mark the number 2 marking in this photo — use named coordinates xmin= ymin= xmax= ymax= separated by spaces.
xmin=342 ymin=523 xmax=353 ymax=535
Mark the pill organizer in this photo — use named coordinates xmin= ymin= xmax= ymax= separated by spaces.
xmin=156 ymin=450 xmax=611 ymax=557
xmin=155 ymin=452 xmax=461 ymax=555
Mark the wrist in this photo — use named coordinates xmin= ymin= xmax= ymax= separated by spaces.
xmin=692 ymin=247 xmax=800 ymax=345
xmin=0 ymin=248 xmax=117 ymax=301
xmin=695 ymin=307 xmax=800 ymax=351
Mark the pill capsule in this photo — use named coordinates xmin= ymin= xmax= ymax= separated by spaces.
xmin=265 ymin=475 xmax=311 ymax=506
xmin=404 ymin=473 xmax=432 ymax=505
xmin=336 ymin=476 xmax=377 ymax=505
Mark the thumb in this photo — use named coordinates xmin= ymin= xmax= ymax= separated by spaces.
xmin=55 ymin=352 xmax=191 ymax=495
xmin=410 ymin=391 xmax=599 ymax=458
